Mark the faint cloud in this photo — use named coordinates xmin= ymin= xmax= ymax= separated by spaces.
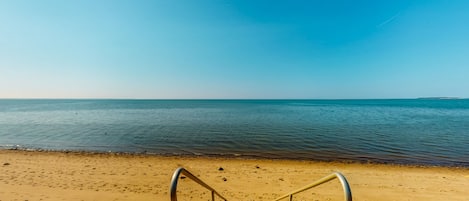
xmin=377 ymin=12 xmax=401 ymax=28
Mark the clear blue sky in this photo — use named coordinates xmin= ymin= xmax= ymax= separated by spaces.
xmin=1 ymin=0 xmax=469 ymax=99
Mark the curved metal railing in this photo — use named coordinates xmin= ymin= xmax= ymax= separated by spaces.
xmin=274 ymin=172 xmax=352 ymax=201
xmin=170 ymin=167 xmax=228 ymax=201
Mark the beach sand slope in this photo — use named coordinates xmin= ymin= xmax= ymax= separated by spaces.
xmin=1 ymin=150 xmax=468 ymax=201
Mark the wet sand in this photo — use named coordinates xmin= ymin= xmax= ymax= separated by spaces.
xmin=1 ymin=150 xmax=468 ymax=201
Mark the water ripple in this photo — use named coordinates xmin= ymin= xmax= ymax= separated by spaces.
xmin=1 ymin=99 xmax=469 ymax=167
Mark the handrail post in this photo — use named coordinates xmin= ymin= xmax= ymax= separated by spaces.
xmin=170 ymin=167 xmax=183 ymax=201
xmin=170 ymin=167 xmax=227 ymax=201
xmin=335 ymin=172 xmax=352 ymax=201
xmin=274 ymin=172 xmax=352 ymax=201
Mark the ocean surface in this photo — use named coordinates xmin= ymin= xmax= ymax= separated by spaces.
xmin=0 ymin=99 xmax=468 ymax=167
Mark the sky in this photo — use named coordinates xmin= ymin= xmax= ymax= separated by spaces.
xmin=1 ymin=0 xmax=469 ymax=99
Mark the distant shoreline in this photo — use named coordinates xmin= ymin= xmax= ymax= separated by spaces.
xmin=417 ymin=97 xmax=462 ymax=100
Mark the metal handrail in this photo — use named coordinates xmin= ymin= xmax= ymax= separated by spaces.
xmin=170 ymin=167 xmax=228 ymax=201
xmin=274 ymin=172 xmax=352 ymax=201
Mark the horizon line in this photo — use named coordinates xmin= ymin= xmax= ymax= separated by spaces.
xmin=0 ymin=97 xmax=465 ymax=101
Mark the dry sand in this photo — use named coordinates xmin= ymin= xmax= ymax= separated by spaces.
xmin=1 ymin=150 xmax=468 ymax=201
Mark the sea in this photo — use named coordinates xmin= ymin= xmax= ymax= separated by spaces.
xmin=0 ymin=99 xmax=468 ymax=167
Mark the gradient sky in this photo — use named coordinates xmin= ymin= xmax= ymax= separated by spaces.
xmin=1 ymin=0 xmax=469 ymax=99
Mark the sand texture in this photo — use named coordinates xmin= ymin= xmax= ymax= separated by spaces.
xmin=1 ymin=150 xmax=468 ymax=201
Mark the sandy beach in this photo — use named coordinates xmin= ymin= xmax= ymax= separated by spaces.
xmin=0 ymin=150 xmax=468 ymax=201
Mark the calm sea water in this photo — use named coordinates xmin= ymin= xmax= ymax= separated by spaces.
xmin=0 ymin=99 xmax=468 ymax=167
